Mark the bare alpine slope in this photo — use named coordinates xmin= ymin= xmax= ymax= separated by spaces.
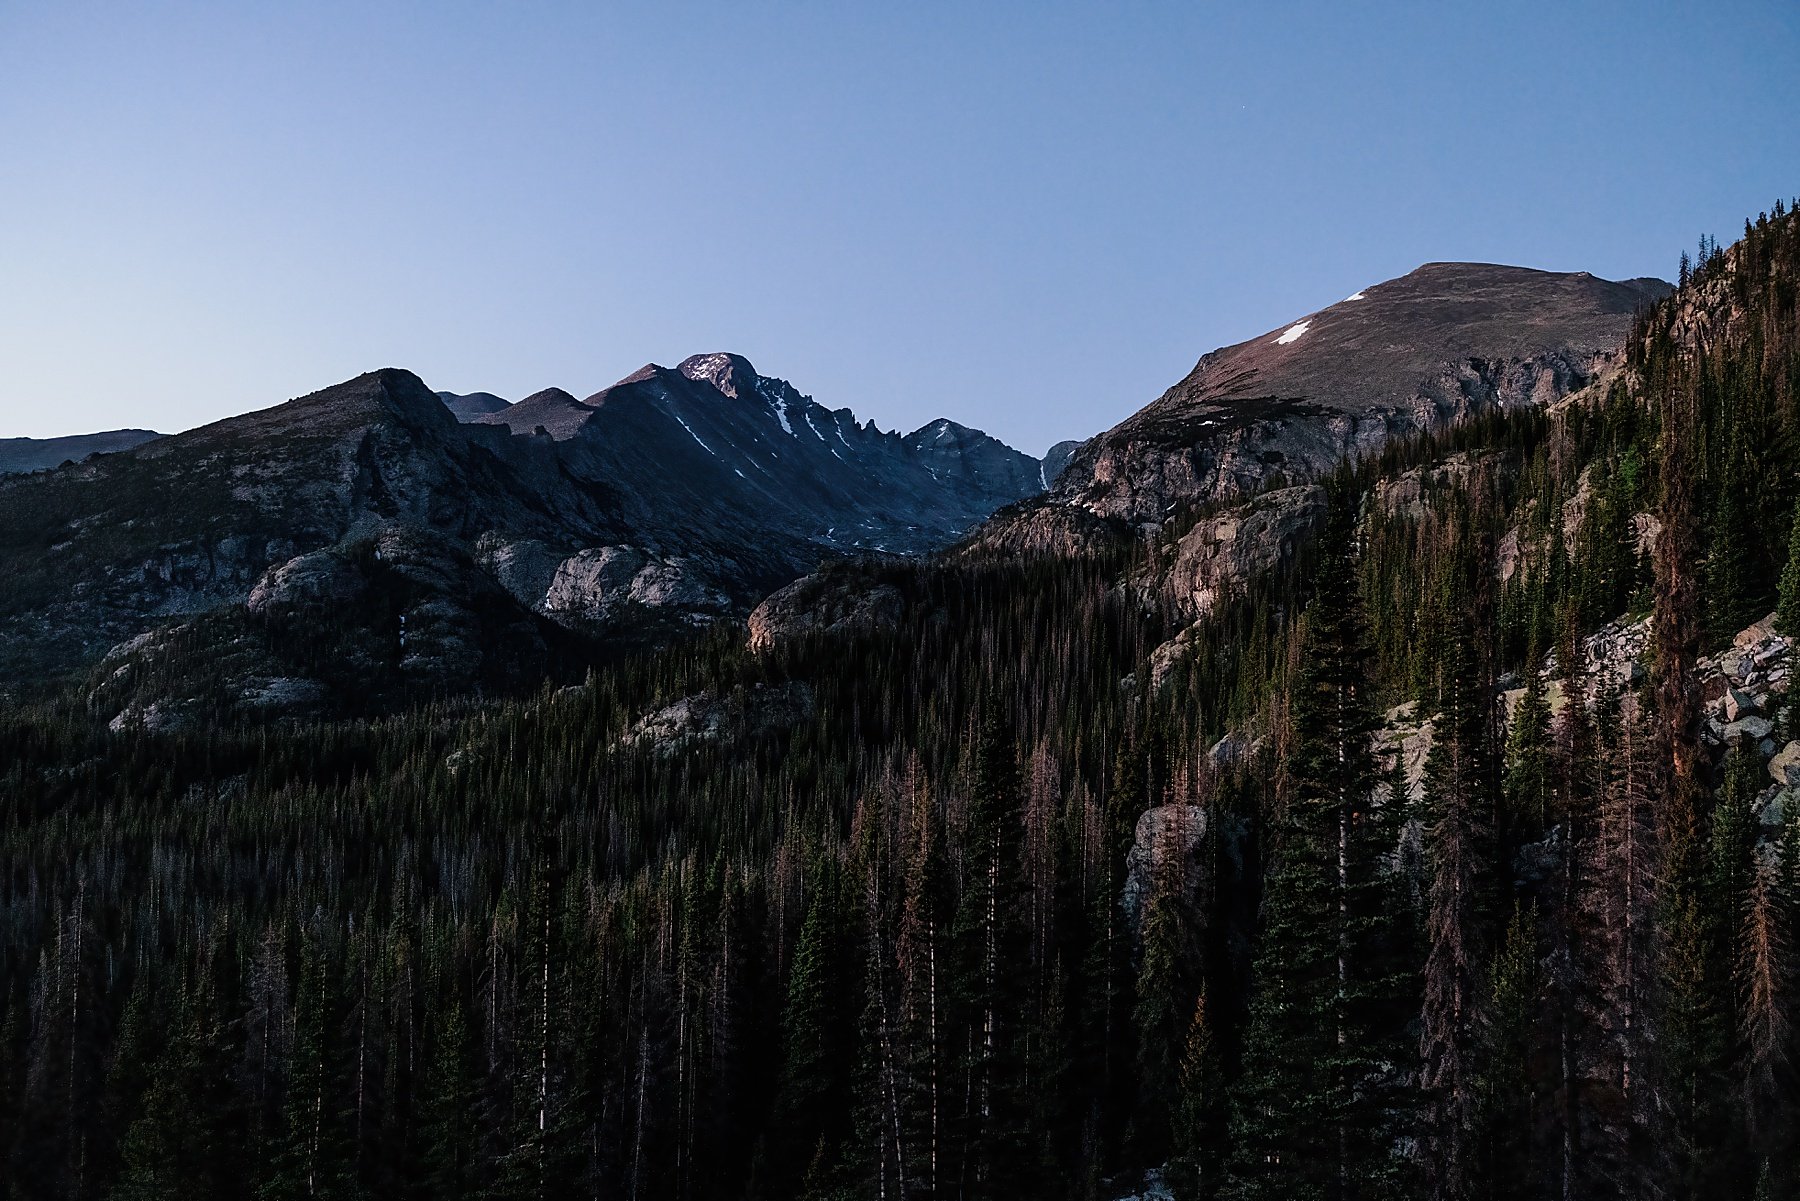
xmin=982 ymin=263 xmax=1670 ymax=551
xmin=0 ymin=429 xmax=163 ymax=475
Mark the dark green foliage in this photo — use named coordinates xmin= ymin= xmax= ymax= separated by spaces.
xmin=1226 ymin=501 xmax=1417 ymax=1199
xmin=1779 ymin=492 xmax=1800 ymax=642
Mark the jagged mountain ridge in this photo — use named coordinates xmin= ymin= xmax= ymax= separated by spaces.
xmin=473 ymin=353 xmax=1041 ymax=554
xmin=976 ymin=263 xmax=1670 ymax=552
xmin=0 ymin=355 xmax=1047 ymax=713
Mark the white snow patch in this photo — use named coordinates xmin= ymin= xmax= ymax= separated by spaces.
xmin=1344 ymin=290 xmax=1366 ymax=301
xmin=1273 ymin=319 xmax=1312 ymax=345
xmin=1038 ymin=461 xmax=1048 ymax=489
xmin=757 ymin=379 xmax=795 ymax=436
xmin=805 ymin=411 xmax=846 ymax=460
xmin=672 ymin=412 xmax=715 ymax=456
xmin=733 ymin=468 xmax=746 ymax=479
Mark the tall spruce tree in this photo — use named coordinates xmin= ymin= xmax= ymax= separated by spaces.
xmin=1418 ymin=527 xmax=1497 ymax=1201
xmin=948 ymin=704 xmax=1035 ymax=1199
xmin=1227 ymin=497 xmax=1412 ymax=1200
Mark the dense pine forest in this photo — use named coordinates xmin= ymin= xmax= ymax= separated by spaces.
xmin=4 ymin=203 xmax=1800 ymax=1200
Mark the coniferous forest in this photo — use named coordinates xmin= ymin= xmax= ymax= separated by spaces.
xmin=5 ymin=204 xmax=1800 ymax=1200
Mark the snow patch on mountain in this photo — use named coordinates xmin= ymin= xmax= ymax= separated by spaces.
xmin=1274 ymin=319 xmax=1312 ymax=344
xmin=757 ymin=378 xmax=795 ymax=436
xmin=672 ymin=412 xmax=715 ymax=456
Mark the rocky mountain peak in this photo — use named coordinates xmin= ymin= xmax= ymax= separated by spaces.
xmin=676 ymin=352 xmax=763 ymax=401
xmin=199 ymin=368 xmax=458 ymax=443
xmin=474 ymin=388 xmax=592 ymax=439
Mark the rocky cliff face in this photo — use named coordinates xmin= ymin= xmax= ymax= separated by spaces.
xmin=1042 ymin=439 xmax=1084 ymax=485
xmin=1156 ymin=485 xmax=1328 ymax=621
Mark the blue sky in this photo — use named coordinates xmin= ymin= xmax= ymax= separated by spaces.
xmin=2 ymin=1 xmax=1796 ymax=452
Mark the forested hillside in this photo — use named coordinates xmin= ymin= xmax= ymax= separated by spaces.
xmin=3 ymin=202 xmax=1800 ymax=1200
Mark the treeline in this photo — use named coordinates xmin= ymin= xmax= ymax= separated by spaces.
xmin=1 ymin=202 xmax=1799 ymax=1200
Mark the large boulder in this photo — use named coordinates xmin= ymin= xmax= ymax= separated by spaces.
xmin=747 ymin=564 xmax=906 ymax=651
xmin=246 ymin=549 xmax=366 ymax=614
xmin=1122 ymin=803 xmax=1209 ymax=924
xmin=1724 ymin=687 xmax=1757 ymax=722
xmin=1159 ymin=485 xmax=1327 ymax=620
xmin=619 ymin=682 xmax=816 ymax=756
xmin=1770 ymin=741 xmax=1800 ymax=789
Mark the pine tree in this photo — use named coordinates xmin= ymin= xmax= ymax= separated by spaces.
xmin=1502 ymin=659 xmax=1553 ymax=842
xmin=1418 ymin=549 xmax=1495 ymax=1201
xmin=1227 ymin=499 xmax=1411 ymax=1199
xmin=774 ymin=857 xmax=854 ymax=1196
xmin=1778 ymin=493 xmax=1800 ymax=642
xmin=111 ymin=975 xmax=238 ymax=1201
xmin=1738 ymin=864 xmax=1793 ymax=1168
xmin=260 ymin=934 xmax=360 ymax=1200
xmin=896 ymin=773 xmax=949 ymax=1201
xmin=948 ymin=704 xmax=1034 ymax=1199
xmin=1134 ymin=835 xmax=1194 ymax=1155
xmin=1480 ymin=903 xmax=1541 ymax=1201
xmin=1170 ymin=990 xmax=1225 ymax=1200
xmin=415 ymin=1005 xmax=479 ymax=1200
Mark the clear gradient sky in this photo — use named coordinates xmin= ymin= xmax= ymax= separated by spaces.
xmin=3 ymin=2 xmax=1797 ymax=452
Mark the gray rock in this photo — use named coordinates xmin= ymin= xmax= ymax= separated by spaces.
xmin=246 ymin=550 xmax=366 ymax=614
xmin=1160 ymin=485 xmax=1327 ymax=620
xmin=1770 ymin=741 xmax=1800 ymax=788
xmin=1757 ymin=787 xmax=1794 ymax=833
xmin=1513 ymin=826 xmax=1566 ymax=890
xmin=1723 ymin=715 xmax=1774 ymax=744
xmin=620 ymin=682 xmax=816 ymax=756
xmin=627 ymin=558 xmax=730 ymax=611
xmin=1122 ymin=804 xmax=1209 ymax=924
xmin=544 ymin=546 xmax=648 ymax=618
xmin=747 ymin=566 xmax=906 ymax=651
xmin=1207 ymin=732 xmax=1249 ymax=768
xmin=1725 ymin=687 xmax=1757 ymax=721
xmin=238 ymin=676 xmax=330 ymax=709
xmin=1736 ymin=613 xmax=1780 ymax=649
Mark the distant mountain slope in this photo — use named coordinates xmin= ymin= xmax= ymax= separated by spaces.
xmin=982 ymin=263 xmax=1670 ymax=547
xmin=1041 ymin=439 xmax=1084 ymax=484
xmin=436 ymin=390 xmax=511 ymax=420
xmin=0 ymin=429 xmax=162 ymax=475
xmin=0 ymin=356 xmax=1049 ymax=714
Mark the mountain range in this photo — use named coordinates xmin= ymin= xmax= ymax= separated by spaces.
xmin=0 ymin=353 xmax=1046 ymax=719
xmin=0 ymin=263 xmax=1670 ymax=726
